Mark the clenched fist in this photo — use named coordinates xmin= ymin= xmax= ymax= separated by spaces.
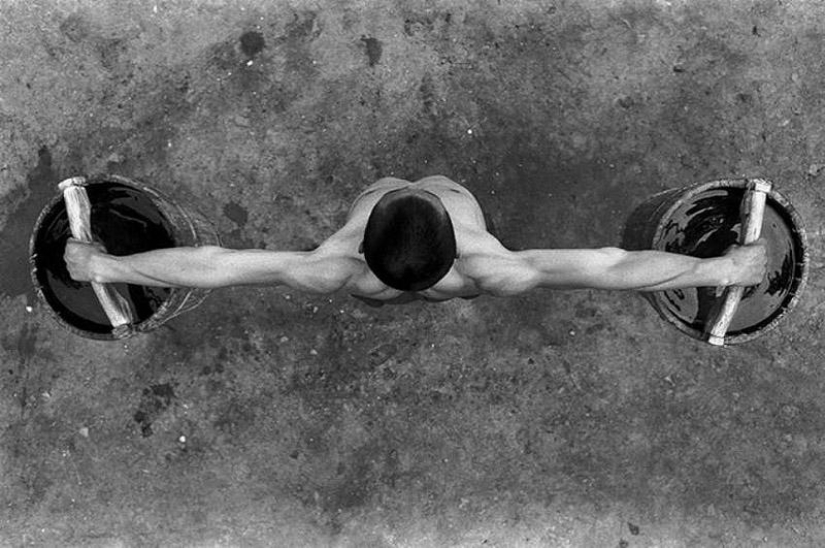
xmin=723 ymin=238 xmax=768 ymax=287
xmin=64 ymin=238 xmax=107 ymax=283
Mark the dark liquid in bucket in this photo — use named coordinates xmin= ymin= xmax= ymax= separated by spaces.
xmin=33 ymin=182 xmax=174 ymax=335
xmin=656 ymin=188 xmax=802 ymax=336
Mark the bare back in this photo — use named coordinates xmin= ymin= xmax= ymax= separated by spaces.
xmin=322 ymin=176 xmax=502 ymax=302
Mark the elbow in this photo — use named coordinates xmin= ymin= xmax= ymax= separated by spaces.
xmin=479 ymin=270 xmax=540 ymax=297
xmin=595 ymin=247 xmax=635 ymax=290
xmin=307 ymin=271 xmax=349 ymax=294
xmin=288 ymin=254 xmax=353 ymax=294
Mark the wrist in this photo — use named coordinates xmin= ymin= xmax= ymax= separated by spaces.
xmin=699 ymin=256 xmax=734 ymax=287
xmin=90 ymin=253 xmax=118 ymax=284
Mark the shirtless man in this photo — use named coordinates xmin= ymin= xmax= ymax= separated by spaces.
xmin=64 ymin=175 xmax=767 ymax=304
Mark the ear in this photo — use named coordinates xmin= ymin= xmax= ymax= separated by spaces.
xmin=358 ymin=241 xmax=364 ymax=254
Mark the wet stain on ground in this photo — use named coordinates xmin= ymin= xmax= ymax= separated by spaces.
xmin=239 ymin=31 xmax=265 ymax=58
xmin=16 ymin=323 xmax=38 ymax=364
xmin=361 ymin=36 xmax=382 ymax=66
xmin=133 ymin=383 xmax=177 ymax=437
xmin=0 ymin=147 xmax=58 ymax=301
xmin=59 ymin=13 xmax=92 ymax=43
xmin=223 ymin=201 xmax=249 ymax=227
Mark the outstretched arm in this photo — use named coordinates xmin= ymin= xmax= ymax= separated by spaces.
xmin=517 ymin=245 xmax=767 ymax=291
xmin=461 ymin=234 xmax=768 ymax=296
xmin=64 ymin=240 xmax=361 ymax=293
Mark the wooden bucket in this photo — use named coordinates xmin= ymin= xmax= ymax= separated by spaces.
xmin=621 ymin=179 xmax=808 ymax=344
xmin=30 ymin=174 xmax=220 ymax=340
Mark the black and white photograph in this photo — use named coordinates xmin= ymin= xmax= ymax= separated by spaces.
xmin=0 ymin=0 xmax=822 ymax=545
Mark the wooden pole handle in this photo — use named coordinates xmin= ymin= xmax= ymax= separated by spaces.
xmin=705 ymin=179 xmax=772 ymax=346
xmin=60 ymin=177 xmax=135 ymax=336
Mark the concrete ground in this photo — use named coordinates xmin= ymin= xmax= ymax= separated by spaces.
xmin=2 ymin=0 xmax=825 ymax=546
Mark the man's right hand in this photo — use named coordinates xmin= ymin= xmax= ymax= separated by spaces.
xmin=64 ymin=238 xmax=108 ymax=283
xmin=723 ymin=238 xmax=768 ymax=287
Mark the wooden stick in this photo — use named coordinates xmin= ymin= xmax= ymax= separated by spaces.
xmin=60 ymin=177 xmax=135 ymax=336
xmin=705 ymin=179 xmax=772 ymax=346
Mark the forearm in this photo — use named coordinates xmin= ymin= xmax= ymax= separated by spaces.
xmin=520 ymin=248 xmax=733 ymax=292
xmin=598 ymin=249 xmax=732 ymax=291
xmin=91 ymin=246 xmax=306 ymax=289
